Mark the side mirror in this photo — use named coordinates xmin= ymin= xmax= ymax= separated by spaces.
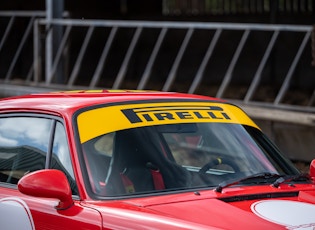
xmin=18 ymin=169 xmax=73 ymax=210
xmin=309 ymin=159 xmax=315 ymax=181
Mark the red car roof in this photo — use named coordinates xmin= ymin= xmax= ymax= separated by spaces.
xmin=0 ymin=90 xmax=221 ymax=115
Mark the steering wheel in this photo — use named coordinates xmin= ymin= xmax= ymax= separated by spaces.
xmin=199 ymin=157 xmax=241 ymax=174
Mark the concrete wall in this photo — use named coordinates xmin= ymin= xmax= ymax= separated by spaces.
xmin=257 ymin=119 xmax=315 ymax=162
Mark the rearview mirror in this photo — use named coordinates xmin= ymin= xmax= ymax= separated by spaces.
xmin=18 ymin=169 xmax=73 ymax=210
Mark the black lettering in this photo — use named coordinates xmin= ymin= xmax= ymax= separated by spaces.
xmin=221 ymin=112 xmax=231 ymax=120
xmin=176 ymin=112 xmax=193 ymax=119
xmin=209 ymin=106 xmax=223 ymax=111
xmin=122 ymin=105 xmax=231 ymax=124
xmin=154 ymin=113 xmax=175 ymax=120
xmin=142 ymin=113 xmax=153 ymax=121
xmin=208 ymin=112 xmax=223 ymax=119
xmin=194 ymin=111 xmax=209 ymax=119
xmin=121 ymin=109 xmax=142 ymax=123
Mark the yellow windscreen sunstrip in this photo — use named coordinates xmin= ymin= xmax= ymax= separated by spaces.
xmin=77 ymin=101 xmax=258 ymax=143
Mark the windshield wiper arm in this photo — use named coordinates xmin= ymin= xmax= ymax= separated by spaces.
xmin=272 ymin=174 xmax=310 ymax=188
xmin=215 ymin=172 xmax=281 ymax=193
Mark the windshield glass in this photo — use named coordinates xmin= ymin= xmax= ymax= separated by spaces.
xmin=76 ymin=101 xmax=299 ymax=197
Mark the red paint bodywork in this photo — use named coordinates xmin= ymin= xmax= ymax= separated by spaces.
xmin=0 ymin=90 xmax=314 ymax=230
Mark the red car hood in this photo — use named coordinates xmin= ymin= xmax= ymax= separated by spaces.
xmin=144 ymin=192 xmax=315 ymax=229
xmin=93 ymin=186 xmax=315 ymax=229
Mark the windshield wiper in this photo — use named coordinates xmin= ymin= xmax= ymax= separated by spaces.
xmin=272 ymin=174 xmax=310 ymax=188
xmin=214 ymin=172 xmax=281 ymax=193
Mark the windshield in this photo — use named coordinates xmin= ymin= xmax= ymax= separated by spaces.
xmin=76 ymin=101 xmax=299 ymax=197
xmin=80 ymin=122 xmax=299 ymax=197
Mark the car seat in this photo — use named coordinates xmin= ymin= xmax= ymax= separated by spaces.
xmin=105 ymin=127 xmax=191 ymax=196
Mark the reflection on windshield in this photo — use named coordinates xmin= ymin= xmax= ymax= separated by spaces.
xmin=82 ymin=123 xmax=299 ymax=196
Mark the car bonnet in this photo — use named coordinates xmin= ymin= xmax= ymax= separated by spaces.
xmin=125 ymin=189 xmax=315 ymax=229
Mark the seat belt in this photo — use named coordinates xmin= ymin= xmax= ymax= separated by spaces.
xmin=150 ymin=169 xmax=165 ymax=190
xmin=120 ymin=163 xmax=165 ymax=192
xmin=120 ymin=170 xmax=135 ymax=193
xmin=147 ymin=162 xmax=165 ymax=190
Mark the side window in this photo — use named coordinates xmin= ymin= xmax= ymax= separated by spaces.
xmin=0 ymin=117 xmax=52 ymax=184
xmin=51 ymin=121 xmax=78 ymax=194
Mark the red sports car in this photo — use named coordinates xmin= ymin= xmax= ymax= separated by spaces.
xmin=0 ymin=90 xmax=314 ymax=229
